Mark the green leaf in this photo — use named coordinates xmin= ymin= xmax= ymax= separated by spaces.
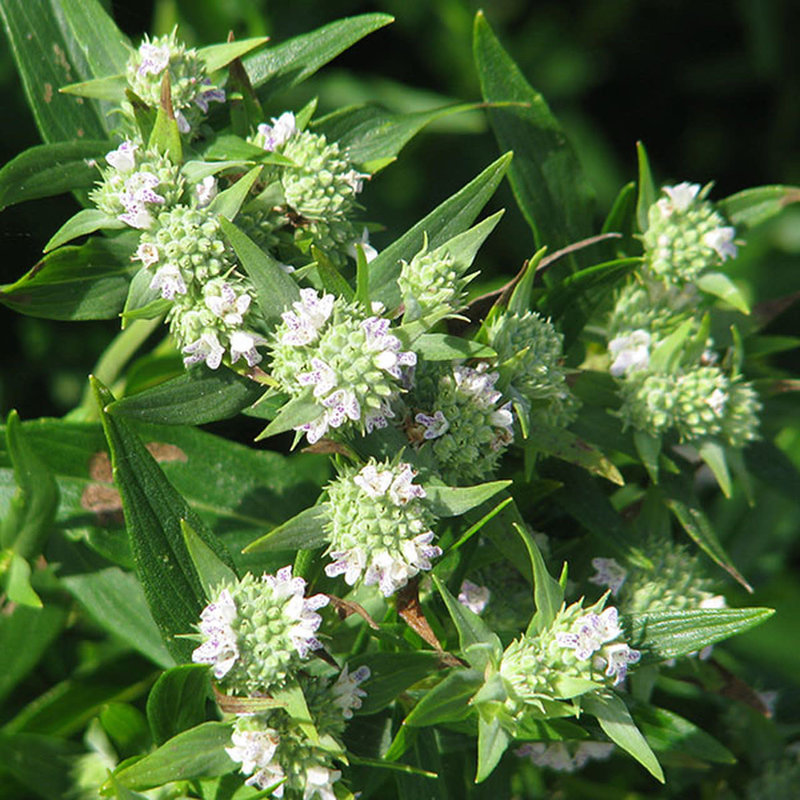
xmin=413 ymin=334 xmax=496 ymax=361
xmin=92 ymin=378 xmax=237 ymax=662
xmin=507 ymin=248 xmax=546 ymax=316
xmin=718 ymin=184 xmax=800 ymax=228
xmin=244 ymin=14 xmax=394 ymax=101
xmin=4 ymin=552 xmax=42 ymax=608
xmin=634 ymin=430 xmax=662 ymax=483
xmin=198 ymin=37 xmax=269 ymax=73
xmin=424 ymin=480 xmax=510 ymax=517
xmin=219 ymin=217 xmax=300 ymax=324
xmin=1 ymin=411 xmax=59 ymax=560
xmin=0 ymin=0 xmax=107 ymax=143
xmin=148 ymin=96 xmax=182 ymax=163
xmin=0 ymin=731 xmax=82 ymax=800
xmin=270 ymin=681 xmax=318 ymax=743
xmin=146 ymin=665 xmax=212 ymax=746
xmin=108 ymin=722 xmax=236 ymax=792
xmin=108 ymin=366 xmax=266 ymax=425
xmin=209 ymin=165 xmax=262 ymax=220
xmin=602 ymin=181 xmax=637 ymax=240
xmin=403 ymin=669 xmax=482 ymax=727
xmin=512 ymin=523 xmax=564 ymax=634
xmin=61 ymin=567 xmax=176 ymax=668
xmin=526 ymin=424 xmax=624 ymax=485
xmin=120 ymin=266 xmax=168 ymax=325
xmin=44 ymin=208 xmax=124 ymax=253
xmin=0 ymin=604 xmax=65 ymax=704
xmin=315 ymin=102 xmax=480 ymax=172
xmin=182 ymin=520 xmax=238 ymax=599
xmin=473 ymin=12 xmax=592 ymax=251
xmin=59 ymin=73 xmax=127 ymax=101
xmin=696 ymin=271 xmax=751 ymax=314
xmin=0 ymin=140 xmax=109 ymax=211
xmin=255 ymin=392 xmax=319 ymax=441
xmin=582 ymin=693 xmax=664 ymax=782
xmin=648 ymin=318 xmax=695 ymax=372
xmin=476 ymin=714 xmax=511 ymax=783
xmin=697 ymin=439 xmax=732 ymax=498
xmin=636 ymin=141 xmax=657 ymax=232
xmin=370 ymin=153 xmax=511 ymax=309
xmin=0 ymin=232 xmax=139 ymax=320
xmin=626 ymin=607 xmax=774 ymax=663
xmin=432 ymin=574 xmax=501 ymax=669
xmin=350 ymin=651 xmax=443 ymax=716
xmin=632 ymin=704 xmax=735 ymax=764
xmin=663 ymin=483 xmax=751 ymax=590
xmin=243 ymin=505 xmax=328 ymax=553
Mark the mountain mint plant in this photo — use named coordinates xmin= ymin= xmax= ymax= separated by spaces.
xmin=0 ymin=7 xmax=796 ymax=800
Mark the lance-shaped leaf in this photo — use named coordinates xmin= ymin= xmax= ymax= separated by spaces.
xmin=370 ymin=153 xmax=511 ymax=308
xmin=424 ymin=480 xmax=510 ymax=517
xmin=108 ymin=366 xmax=266 ymax=426
xmin=718 ymin=184 xmax=800 ymax=229
xmin=403 ymin=668 xmax=482 ymax=728
xmin=512 ymin=523 xmax=563 ymax=634
xmin=255 ymin=392 xmax=320 ymax=441
xmin=59 ymin=74 xmax=127 ymax=101
xmin=44 ymin=208 xmax=125 ymax=253
xmin=0 ymin=233 xmax=139 ymax=320
xmin=636 ymin=141 xmax=657 ymax=232
xmin=120 ymin=267 xmax=169 ymax=325
xmin=244 ymin=14 xmax=393 ymax=100
xmin=219 ymin=217 xmax=300 ymax=324
xmin=146 ymin=665 xmax=213 ymax=746
xmin=696 ymin=271 xmax=751 ymax=315
xmin=197 ymin=37 xmax=269 ymax=73
xmin=107 ymin=722 xmax=236 ymax=792
xmin=412 ymin=334 xmax=495 ymax=361
xmin=208 ymin=165 xmax=262 ymax=220
xmin=473 ymin=12 xmax=593 ymax=252
xmin=0 ymin=140 xmax=109 ymax=211
xmin=92 ymin=378 xmax=236 ymax=661
xmin=315 ymin=102 xmax=481 ymax=173
xmin=625 ymin=606 xmax=774 ymax=664
xmin=182 ymin=520 xmax=238 ymax=599
xmin=582 ymin=693 xmax=664 ymax=782
xmin=243 ymin=505 xmax=328 ymax=553
xmin=476 ymin=713 xmax=512 ymax=784
xmin=1 ymin=411 xmax=59 ymax=561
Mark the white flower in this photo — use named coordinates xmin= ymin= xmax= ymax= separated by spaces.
xmin=415 ymin=410 xmax=450 ymax=440
xmin=229 ymin=330 xmax=266 ymax=367
xmin=556 ymin=607 xmax=622 ymax=660
xmin=280 ymin=289 xmax=335 ymax=346
xmin=225 ymin=726 xmax=279 ymax=776
xmin=388 ymin=464 xmax=426 ymax=505
xmin=119 ymin=203 xmax=154 ymax=229
xmin=703 ymin=226 xmax=738 ymax=260
xmin=342 ymin=168 xmax=368 ymax=194
xmin=699 ymin=594 xmax=727 ymax=609
xmin=105 ymin=140 xmax=138 ymax=172
xmin=175 ymin=109 xmax=191 ymax=134
xmin=194 ymin=175 xmax=218 ymax=208
xmin=263 ymin=566 xmax=329 ymax=658
xmin=361 ymin=317 xmax=417 ymax=379
xmin=517 ymin=742 xmax=575 ymax=772
xmin=138 ymin=40 xmax=171 ymax=75
xmin=362 ymin=532 xmax=442 ymax=597
xmin=453 ymin=363 xmax=502 ymax=407
xmin=182 ymin=330 xmax=225 ymax=369
xmin=608 ymin=329 xmax=651 ymax=377
xmin=134 ymin=241 xmax=160 ymax=268
xmin=149 ymin=263 xmax=187 ymax=300
xmin=325 ymin=547 xmax=368 ymax=586
xmin=204 ymin=282 xmax=251 ymax=326
xmin=256 ymin=111 xmax=298 ymax=151
xmin=191 ymin=589 xmax=239 ymax=678
xmin=572 ymin=742 xmax=614 ymax=768
xmin=297 ymin=358 xmax=338 ymax=398
xmin=249 ymin=763 xmax=286 ymax=794
xmin=194 ymin=81 xmax=226 ymax=113
xmin=331 ymin=665 xmax=371 ymax=719
xmin=600 ymin=642 xmax=641 ymax=685
xmin=352 ymin=463 xmax=393 ymax=498
xmin=121 ymin=171 xmax=165 ymax=208
xmin=302 ymin=765 xmax=341 ymax=800
xmin=659 ymin=182 xmax=700 ymax=215
xmin=347 ymin=228 xmax=379 ymax=263
xmin=588 ymin=557 xmax=628 ymax=596
xmin=458 ymin=580 xmax=490 ymax=614
xmin=706 ymin=387 xmax=728 ymax=416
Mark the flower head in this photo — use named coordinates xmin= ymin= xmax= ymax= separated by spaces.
xmin=331 ymin=665 xmax=371 ymax=720
xmin=254 ymin=111 xmax=298 ymax=151
xmin=458 ymin=580 xmax=491 ymax=614
xmin=608 ymin=329 xmax=651 ymax=377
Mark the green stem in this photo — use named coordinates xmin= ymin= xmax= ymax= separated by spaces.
xmin=67 ymin=317 xmax=164 ymax=421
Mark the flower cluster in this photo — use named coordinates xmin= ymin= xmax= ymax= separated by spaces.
xmin=270 ymin=290 xmax=416 ymax=443
xmin=409 ymin=362 xmax=514 ymax=484
xmin=499 ymin=599 xmax=640 ymax=714
xmin=191 ymin=568 xmax=328 ymax=695
xmin=643 ymin=182 xmax=737 ymax=285
xmin=125 ymin=29 xmax=225 ymax=134
xmin=484 ymin=309 xmax=579 ymax=426
xmin=323 ymin=459 xmax=441 ymax=596
xmin=516 ymin=741 xmax=614 ymax=773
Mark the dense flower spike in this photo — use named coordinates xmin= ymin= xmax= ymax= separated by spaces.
xmin=323 ymin=459 xmax=441 ymax=596
xmin=643 ymin=182 xmax=738 ymax=284
xmin=90 ymin=141 xmax=184 ymax=229
xmin=410 ymin=362 xmax=513 ymax=484
xmin=270 ymin=290 xmax=416 ymax=442
xmin=499 ymin=598 xmax=640 ymax=711
xmin=398 ymin=240 xmax=471 ymax=320
xmin=485 ymin=310 xmax=578 ymax=425
xmin=125 ymin=29 xmax=224 ymax=133
xmin=191 ymin=568 xmax=328 ymax=695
